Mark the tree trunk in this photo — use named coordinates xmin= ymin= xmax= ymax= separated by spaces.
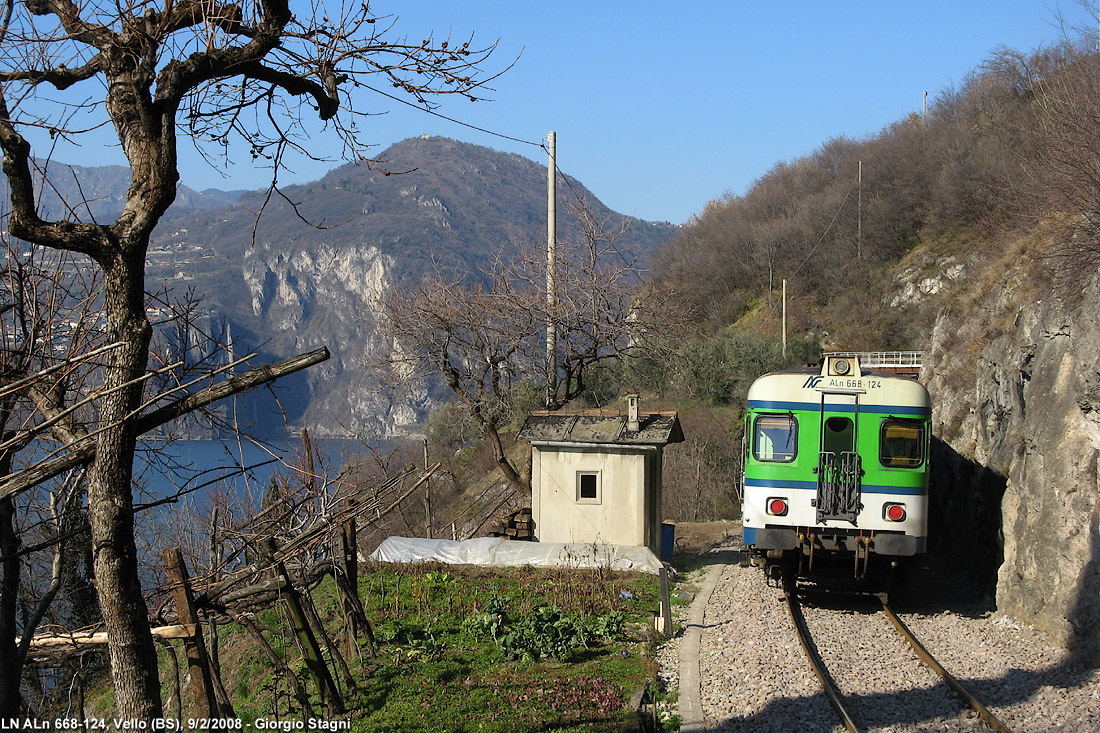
xmin=87 ymin=256 xmax=162 ymax=719
xmin=0 ymin=494 xmax=19 ymax=716
xmin=485 ymin=426 xmax=529 ymax=495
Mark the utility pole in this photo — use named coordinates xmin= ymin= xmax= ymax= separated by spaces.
xmin=857 ymin=160 xmax=862 ymax=260
xmin=546 ymin=131 xmax=557 ymax=408
xmin=782 ymin=279 xmax=787 ymax=359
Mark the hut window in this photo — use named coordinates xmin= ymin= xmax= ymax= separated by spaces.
xmin=577 ymin=471 xmax=601 ymax=503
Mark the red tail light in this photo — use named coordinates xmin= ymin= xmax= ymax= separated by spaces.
xmin=767 ymin=498 xmax=789 ymax=516
xmin=884 ymin=503 xmax=906 ymax=522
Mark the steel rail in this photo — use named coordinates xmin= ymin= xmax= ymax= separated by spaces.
xmin=881 ymin=602 xmax=1014 ymax=733
xmin=783 ymin=579 xmax=863 ymax=733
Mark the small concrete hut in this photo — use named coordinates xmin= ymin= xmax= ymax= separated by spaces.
xmin=515 ymin=395 xmax=684 ymax=556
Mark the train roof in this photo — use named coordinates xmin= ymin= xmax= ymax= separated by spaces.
xmin=747 ymin=356 xmax=930 ymax=416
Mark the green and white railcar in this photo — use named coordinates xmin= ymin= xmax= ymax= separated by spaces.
xmin=742 ymin=355 xmax=931 ymax=581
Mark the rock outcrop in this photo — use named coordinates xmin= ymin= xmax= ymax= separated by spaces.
xmin=144 ymin=136 xmax=677 ymax=438
xmin=241 ymin=241 xmax=427 ymax=437
xmin=924 ymin=244 xmax=1099 ymax=662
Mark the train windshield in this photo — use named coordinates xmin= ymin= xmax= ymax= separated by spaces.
xmin=753 ymin=414 xmax=797 ymax=462
xmin=880 ymin=418 xmax=925 ymax=468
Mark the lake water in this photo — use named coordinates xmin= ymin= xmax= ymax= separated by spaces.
xmin=133 ymin=436 xmax=368 ymax=509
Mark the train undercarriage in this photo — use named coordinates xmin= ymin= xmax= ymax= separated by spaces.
xmin=749 ymin=527 xmax=907 ymax=598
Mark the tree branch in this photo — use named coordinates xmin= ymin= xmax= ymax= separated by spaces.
xmin=0 ymin=346 xmax=330 ymax=502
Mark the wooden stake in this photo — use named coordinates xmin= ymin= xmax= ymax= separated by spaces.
xmin=237 ymin=614 xmax=314 ymax=720
xmin=657 ymin=566 xmax=673 ymax=638
xmin=341 ymin=497 xmax=363 ymax=659
xmin=301 ymin=590 xmax=356 ymax=693
xmin=163 ymin=547 xmax=219 ymax=719
xmin=263 ymin=541 xmax=345 ymax=716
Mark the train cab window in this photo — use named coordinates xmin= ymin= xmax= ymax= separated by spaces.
xmin=753 ymin=414 xmax=797 ymax=462
xmin=823 ymin=416 xmax=855 ymax=455
xmin=880 ymin=419 xmax=925 ymax=468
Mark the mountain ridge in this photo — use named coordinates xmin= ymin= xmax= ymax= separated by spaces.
xmin=134 ymin=136 xmax=679 ymax=436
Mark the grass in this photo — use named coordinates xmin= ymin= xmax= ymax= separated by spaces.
xmin=153 ymin=561 xmax=671 ymax=732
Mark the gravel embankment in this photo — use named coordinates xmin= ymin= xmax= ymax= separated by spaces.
xmin=657 ymin=546 xmax=1100 ymax=732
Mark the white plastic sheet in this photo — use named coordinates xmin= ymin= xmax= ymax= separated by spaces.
xmin=369 ymin=536 xmax=664 ymax=574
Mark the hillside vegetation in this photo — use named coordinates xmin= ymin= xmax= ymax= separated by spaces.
xmin=552 ymin=38 xmax=1100 ymax=529
xmin=636 ymin=38 xmax=1100 ymax=658
xmin=656 ymin=41 xmax=1097 ymax=348
xmin=412 ymin=42 xmax=1100 ymax=519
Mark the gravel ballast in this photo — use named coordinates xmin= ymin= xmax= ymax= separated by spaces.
xmin=657 ymin=544 xmax=1100 ymax=732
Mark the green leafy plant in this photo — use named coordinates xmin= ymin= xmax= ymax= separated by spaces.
xmin=405 ymin=630 xmax=447 ymax=662
xmin=383 ymin=623 xmax=447 ymax=662
xmin=498 ymin=606 xmax=592 ymax=662
xmin=589 ymin=610 xmax=627 ymax=641
xmin=464 ymin=611 xmax=505 ymax=641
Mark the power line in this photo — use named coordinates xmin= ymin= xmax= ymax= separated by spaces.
xmin=361 ymin=85 xmax=645 ymax=278
xmin=790 ymin=183 xmax=855 ymax=279
xmin=360 ymin=82 xmax=545 ymax=149
xmin=762 ymin=181 xmax=856 ymax=318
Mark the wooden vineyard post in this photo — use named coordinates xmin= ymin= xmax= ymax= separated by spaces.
xmin=657 ymin=566 xmax=673 ymax=638
xmin=204 ymin=508 xmax=236 ymax=714
xmin=236 ymin=614 xmax=315 ymax=720
xmin=163 ymin=547 xmax=236 ymax=718
xmin=262 ymin=540 xmax=345 ymax=716
xmin=422 ymin=439 xmax=433 ymax=539
xmin=341 ymin=497 xmax=360 ymax=659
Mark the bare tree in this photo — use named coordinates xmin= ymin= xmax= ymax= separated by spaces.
xmin=377 ymin=201 xmax=688 ymax=492
xmin=977 ymin=43 xmax=1100 ymax=292
xmin=0 ymin=234 xmax=105 ymax=716
xmin=0 ymin=0 xmax=505 ymax=717
xmin=0 ymin=235 xmax=323 ymax=715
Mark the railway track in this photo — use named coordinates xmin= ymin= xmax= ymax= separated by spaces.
xmin=783 ymin=578 xmax=1014 ymax=733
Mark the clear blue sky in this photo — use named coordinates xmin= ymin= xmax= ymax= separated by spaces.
xmin=29 ymin=1 xmax=1099 ymax=225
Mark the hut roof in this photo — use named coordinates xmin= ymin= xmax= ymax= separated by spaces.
xmin=516 ymin=410 xmax=684 ymax=446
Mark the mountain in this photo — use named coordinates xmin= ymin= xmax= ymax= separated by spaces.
xmin=0 ymin=162 xmax=244 ymax=222
xmin=137 ymin=136 xmax=678 ymax=437
xmin=2 ymin=137 xmax=676 ymax=437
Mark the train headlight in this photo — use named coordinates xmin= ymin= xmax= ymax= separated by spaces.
xmin=883 ymin=503 xmax=906 ymax=522
xmin=767 ymin=497 xmax=789 ymax=516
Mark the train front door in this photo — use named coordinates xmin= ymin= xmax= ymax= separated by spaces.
xmin=816 ymin=392 xmax=862 ymax=524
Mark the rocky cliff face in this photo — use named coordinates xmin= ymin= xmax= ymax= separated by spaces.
xmin=142 ymin=136 xmax=676 ymax=439
xmin=922 ymin=242 xmax=1099 ymax=662
xmin=240 ymin=240 xmax=427 ymax=437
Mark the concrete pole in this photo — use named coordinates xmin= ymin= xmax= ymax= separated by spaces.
xmin=782 ymin=279 xmax=787 ymax=359
xmin=857 ymin=160 xmax=862 ymax=260
xmin=546 ymin=131 xmax=557 ymax=408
